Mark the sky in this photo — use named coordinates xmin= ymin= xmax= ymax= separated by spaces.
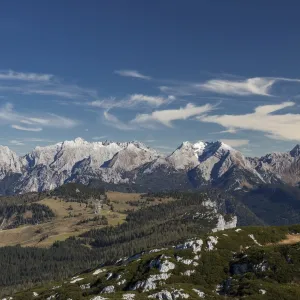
xmin=1 ymin=1 xmax=300 ymax=156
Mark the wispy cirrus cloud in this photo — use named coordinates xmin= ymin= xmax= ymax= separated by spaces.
xmin=103 ymin=111 xmax=135 ymax=131
xmin=0 ymin=70 xmax=98 ymax=100
xmin=0 ymin=102 xmax=79 ymax=131
xmin=220 ymin=139 xmax=249 ymax=147
xmin=0 ymin=70 xmax=53 ymax=81
xmin=160 ymin=76 xmax=300 ymax=97
xmin=198 ymin=101 xmax=300 ymax=141
xmin=9 ymin=139 xmax=25 ymax=146
xmin=88 ymin=93 xmax=173 ymax=110
xmin=8 ymin=138 xmax=54 ymax=146
xmin=92 ymin=136 xmax=107 ymax=140
xmin=11 ymin=124 xmax=42 ymax=132
xmin=131 ymin=103 xmax=214 ymax=127
xmin=114 ymin=69 xmax=151 ymax=80
xmin=129 ymin=94 xmax=174 ymax=106
xmin=197 ymin=77 xmax=276 ymax=96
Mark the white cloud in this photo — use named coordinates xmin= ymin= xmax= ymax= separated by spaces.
xmin=131 ymin=103 xmax=214 ymax=127
xmin=9 ymin=138 xmax=54 ymax=144
xmin=9 ymin=140 xmax=25 ymax=146
xmin=114 ymin=69 xmax=151 ymax=80
xmin=88 ymin=94 xmax=172 ymax=110
xmin=0 ymin=70 xmax=53 ymax=81
xmin=220 ymin=139 xmax=249 ymax=147
xmin=210 ymin=128 xmax=238 ymax=134
xmin=129 ymin=94 xmax=173 ymax=106
xmin=144 ymin=139 xmax=156 ymax=143
xmin=11 ymin=124 xmax=43 ymax=132
xmin=103 ymin=111 xmax=135 ymax=131
xmin=198 ymin=77 xmax=275 ymax=96
xmin=198 ymin=101 xmax=300 ymax=141
xmin=92 ymin=136 xmax=107 ymax=140
xmin=159 ymin=76 xmax=300 ymax=97
xmin=154 ymin=145 xmax=174 ymax=150
xmin=88 ymin=98 xmax=119 ymax=109
xmin=23 ymin=138 xmax=54 ymax=142
xmin=197 ymin=77 xmax=300 ymax=96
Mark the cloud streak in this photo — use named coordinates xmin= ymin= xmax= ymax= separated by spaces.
xmin=103 ymin=111 xmax=135 ymax=131
xmin=220 ymin=139 xmax=249 ymax=147
xmin=0 ymin=102 xmax=79 ymax=131
xmin=198 ymin=101 xmax=300 ymax=141
xmin=11 ymin=124 xmax=42 ymax=132
xmin=132 ymin=103 xmax=214 ymax=127
xmin=114 ymin=70 xmax=151 ymax=80
xmin=0 ymin=70 xmax=53 ymax=81
xmin=9 ymin=139 xmax=25 ymax=146
xmin=129 ymin=94 xmax=174 ymax=106
xmin=159 ymin=76 xmax=300 ymax=97
xmin=0 ymin=70 xmax=98 ymax=100
xmin=198 ymin=77 xmax=276 ymax=96
xmin=88 ymin=93 xmax=173 ymax=110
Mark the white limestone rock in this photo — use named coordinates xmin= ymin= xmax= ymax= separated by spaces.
xmin=248 ymin=234 xmax=262 ymax=246
xmin=176 ymin=239 xmax=203 ymax=254
xmin=101 ymin=285 xmax=115 ymax=294
xmin=122 ymin=294 xmax=136 ymax=300
xmin=181 ymin=270 xmax=196 ymax=276
xmin=212 ymin=215 xmax=237 ymax=232
xmin=52 ymin=285 xmax=61 ymax=290
xmin=80 ymin=283 xmax=91 ymax=290
xmin=259 ymin=289 xmax=267 ymax=295
xmin=93 ymin=268 xmax=106 ymax=275
xmin=192 ymin=288 xmax=205 ymax=298
xmin=207 ymin=236 xmax=218 ymax=251
xmin=70 ymin=278 xmax=84 ymax=284
xmin=148 ymin=289 xmax=190 ymax=299
xmin=149 ymin=256 xmax=175 ymax=273
xmin=132 ymin=273 xmax=171 ymax=292
xmin=117 ymin=279 xmax=127 ymax=286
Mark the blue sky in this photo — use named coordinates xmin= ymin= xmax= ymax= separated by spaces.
xmin=1 ymin=0 xmax=300 ymax=156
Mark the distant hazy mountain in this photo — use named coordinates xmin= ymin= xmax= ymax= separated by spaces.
xmin=0 ymin=137 xmax=299 ymax=194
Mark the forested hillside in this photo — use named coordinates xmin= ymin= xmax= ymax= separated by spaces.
xmin=10 ymin=225 xmax=300 ymax=300
xmin=0 ymin=191 xmax=234 ymax=296
xmin=1 ymin=186 xmax=300 ymax=297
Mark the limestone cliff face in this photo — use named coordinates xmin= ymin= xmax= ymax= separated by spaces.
xmin=212 ymin=215 xmax=238 ymax=232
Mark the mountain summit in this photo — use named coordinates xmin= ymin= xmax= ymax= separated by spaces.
xmin=0 ymin=138 xmax=299 ymax=194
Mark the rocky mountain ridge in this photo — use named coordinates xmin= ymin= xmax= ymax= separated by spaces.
xmin=0 ymin=138 xmax=299 ymax=194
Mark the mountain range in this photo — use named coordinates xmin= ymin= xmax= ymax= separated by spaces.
xmin=1 ymin=137 xmax=300 ymax=194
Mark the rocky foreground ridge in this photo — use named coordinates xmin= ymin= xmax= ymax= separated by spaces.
xmin=9 ymin=224 xmax=300 ymax=300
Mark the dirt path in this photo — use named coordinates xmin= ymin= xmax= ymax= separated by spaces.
xmin=277 ymin=234 xmax=300 ymax=245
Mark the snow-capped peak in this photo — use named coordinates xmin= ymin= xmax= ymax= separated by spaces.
xmin=1 ymin=138 xmax=300 ymax=194
xmin=0 ymin=146 xmax=22 ymax=179
xmin=166 ymin=140 xmax=234 ymax=171
xmin=192 ymin=141 xmax=208 ymax=157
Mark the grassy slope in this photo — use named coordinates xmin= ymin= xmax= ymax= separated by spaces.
xmin=0 ymin=192 xmax=173 ymax=248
